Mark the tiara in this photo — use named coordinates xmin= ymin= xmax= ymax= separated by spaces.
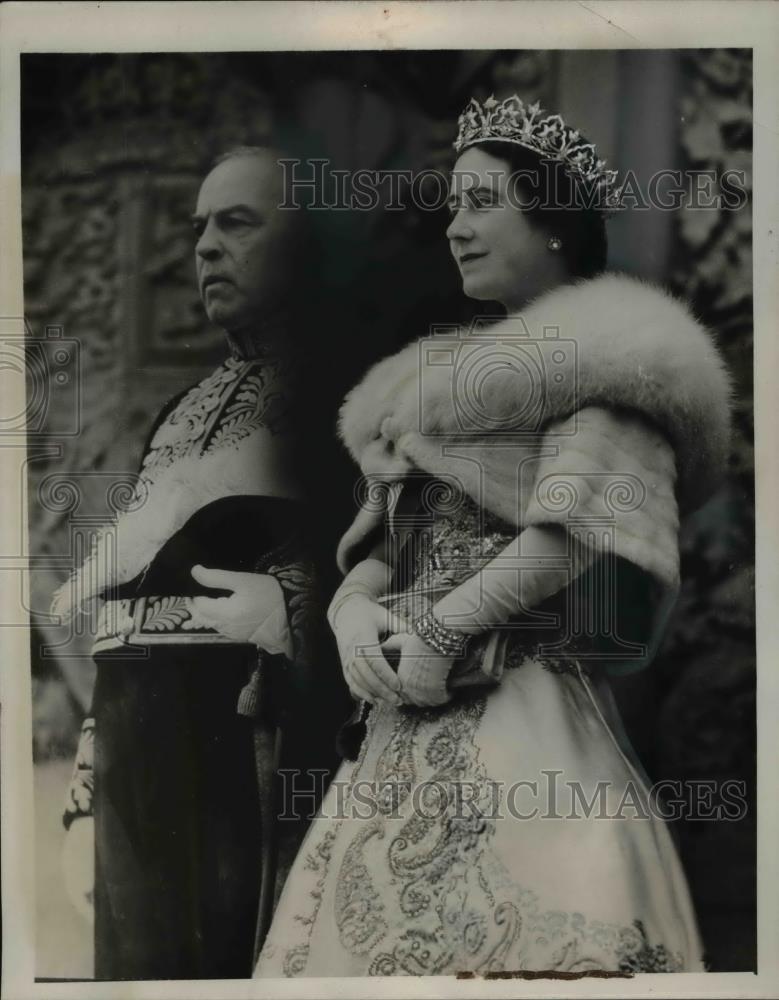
xmin=454 ymin=95 xmax=623 ymax=214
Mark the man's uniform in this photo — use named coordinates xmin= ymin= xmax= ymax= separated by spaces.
xmin=61 ymin=330 xmax=344 ymax=979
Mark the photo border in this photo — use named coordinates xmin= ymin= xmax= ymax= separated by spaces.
xmin=1 ymin=2 xmax=776 ymax=998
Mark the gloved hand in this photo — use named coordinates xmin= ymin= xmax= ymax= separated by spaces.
xmin=432 ymin=525 xmax=593 ymax=633
xmin=381 ymin=631 xmax=455 ymax=707
xmin=187 ymin=565 xmax=292 ymax=657
xmin=61 ymin=816 xmax=94 ymax=924
xmin=330 ymin=593 xmax=406 ymax=706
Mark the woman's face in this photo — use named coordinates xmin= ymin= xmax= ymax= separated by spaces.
xmin=446 ymin=146 xmax=567 ymax=311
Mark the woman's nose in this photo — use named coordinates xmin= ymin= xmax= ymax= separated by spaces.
xmin=445 ymin=208 xmax=473 ymax=243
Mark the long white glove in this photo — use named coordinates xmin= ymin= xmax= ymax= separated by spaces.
xmin=328 ymin=558 xmax=406 ymax=705
xmin=432 ymin=524 xmax=594 ymax=635
xmin=368 ymin=525 xmax=591 ymax=702
xmin=187 ymin=565 xmax=293 ymax=657
xmin=380 ymin=630 xmax=454 ymax=706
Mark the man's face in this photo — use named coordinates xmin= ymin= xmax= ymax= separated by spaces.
xmin=192 ymin=152 xmax=299 ymax=332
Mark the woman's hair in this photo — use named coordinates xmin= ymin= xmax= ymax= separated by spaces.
xmin=470 ymin=141 xmax=608 ymax=279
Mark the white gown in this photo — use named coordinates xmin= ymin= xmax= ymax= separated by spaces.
xmin=255 ymin=489 xmax=704 ymax=977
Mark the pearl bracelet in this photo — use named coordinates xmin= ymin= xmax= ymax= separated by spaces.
xmin=413 ymin=609 xmax=470 ymax=658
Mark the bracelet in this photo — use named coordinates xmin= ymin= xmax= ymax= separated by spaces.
xmin=413 ymin=609 xmax=470 ymax=658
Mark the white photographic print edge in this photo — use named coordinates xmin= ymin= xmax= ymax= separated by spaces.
xmin=1 ymin=2 xmax=777 ymax=999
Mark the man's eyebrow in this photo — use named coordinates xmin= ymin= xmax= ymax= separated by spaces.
xmin=217 ymin=203 xmax=262 ymax=216
xmin=190 ymin=204 xmax=262 ymax=224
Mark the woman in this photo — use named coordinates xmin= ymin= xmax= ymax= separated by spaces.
xmin=255 ymin=95 xmax=731 ymax=976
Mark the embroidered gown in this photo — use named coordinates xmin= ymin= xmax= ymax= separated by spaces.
xmin=255 ymin=479 xmax=704 ymax=977
xmin=254 ymin=272 xmax=732 ymax=977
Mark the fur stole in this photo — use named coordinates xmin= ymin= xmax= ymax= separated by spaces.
xmin=336 ymin=272 xmax=732 ymax=586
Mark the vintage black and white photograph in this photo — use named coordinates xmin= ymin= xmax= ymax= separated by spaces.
xmin=1 ymin=2 xmax=775 ymax=997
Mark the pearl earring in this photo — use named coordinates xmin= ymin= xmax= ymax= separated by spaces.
xmin=547 ymin=236 xmax=563 ymax=252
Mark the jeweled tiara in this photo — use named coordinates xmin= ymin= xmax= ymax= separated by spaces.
xmin=454 ymin=95 xmax=623 ymax=213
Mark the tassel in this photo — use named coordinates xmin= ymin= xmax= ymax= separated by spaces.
xmin=237 ymin=663 xmax=262 ymax=718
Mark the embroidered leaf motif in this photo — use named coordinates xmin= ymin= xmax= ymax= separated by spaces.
xmin=142 ymin=359 xmax=246 ymax=475
xmin=143 ymin=596 xmax=191 ymax=632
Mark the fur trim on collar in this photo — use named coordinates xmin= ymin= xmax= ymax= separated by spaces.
xmin=338 ymin=272 xmax=732 ymax=514
xmin=51 ymin=432 xmax=300 ymax=621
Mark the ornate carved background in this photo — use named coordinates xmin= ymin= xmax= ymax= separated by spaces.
xmin=662 ymin=48 xmax=755 ymax=970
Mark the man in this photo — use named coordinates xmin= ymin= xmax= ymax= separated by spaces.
xmin=59 ymin=147 xmax=348 ymax=979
